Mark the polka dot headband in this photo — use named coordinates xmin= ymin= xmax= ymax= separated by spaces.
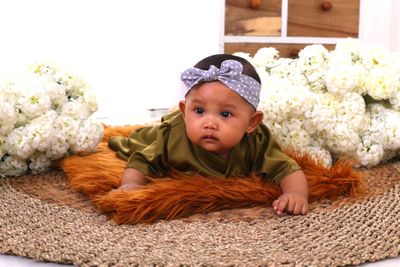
xmin=180 ymin=59 xmax=261 ymax=109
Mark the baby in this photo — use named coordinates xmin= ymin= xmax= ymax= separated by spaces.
xmin=108 ymin=54 xmax=309 ymax=215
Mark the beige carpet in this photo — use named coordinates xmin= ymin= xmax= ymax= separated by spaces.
xmin=1 ymin=162 xmax=400 ymax=266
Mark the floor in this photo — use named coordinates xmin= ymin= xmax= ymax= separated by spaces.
xmin=1 ymin=254 xmax=399 ymax=266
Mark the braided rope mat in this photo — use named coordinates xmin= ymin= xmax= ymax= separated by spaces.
xmin=0 ymin=162 xmax=400 ymax=266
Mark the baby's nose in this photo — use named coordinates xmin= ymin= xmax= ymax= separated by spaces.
xmin=204 ymin=115 xmax=218 ymax=129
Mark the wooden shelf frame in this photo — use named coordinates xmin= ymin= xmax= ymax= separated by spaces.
xmin=221 ymin=0 xmax=362 ymax=55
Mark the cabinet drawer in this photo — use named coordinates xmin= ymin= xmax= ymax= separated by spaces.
xmin=225 ymin=0 xmax=282 ymax=36
xmin=224 ymin=42 xmax=336 ymax=58
xmin=288 ymin=0 xmax=360 ymax=37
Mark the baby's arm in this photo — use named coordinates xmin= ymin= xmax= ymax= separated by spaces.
xmin=272 ymin=170 xmax=309 ymax=215
xmin=118 ymin=168 xmax=148 ymax=190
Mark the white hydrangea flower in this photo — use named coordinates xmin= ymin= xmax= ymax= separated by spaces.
xmin=0 ymin=83 xmax=20 ymax=104
xmin=252 ymin=47 xmax=280 ymax=68
xmin=337 ymin=93 xmax=369 ymax=133
xmin=54 ymin=72 xmax=87 ymax=99
xmin=4 ymin=110 xmax=59 ymax=161
xmin=253 ymin=38 xmax=400 ymax=167
xmin=31 ymin=62 xmax=58 ymax=76
xmin=55 ymin=115 xmax=80 ymax=145
xmin=356 ymin=140 xmax=384 ymax=168
xmin=268 ymin=58 xmax=294 ymax=78
xmin=325 ymin=64 xmax=362 ymax=94
xmin=40 ymin=76 xmax=67 ymax=110
xmin=298 ymin=44 xmax=329 ymax=63
xmin=261 ymin=76 xmax=318 ymax=124
xmin=304 ymin=92 xmax=339 ymax=133
xmin=365 ymin=67 xmax=399 ymax=100
xmin=0 ymin=155 xmax=28 ymax=177
xmin=303 ymin=146 xmax=332 ymax=168
xmin=81 ymin=89 xmax=98 ymax=114
xmin=292 ymin=86 xmax=315 ymax=117
xmin=256 ymin=66 xmax=270 ymax=86
xmin=0 ymin=62 xmax=103 ymax=176
xmin=324 ymin=122 xmax=361 ymax=155
xmin=233 ymin=52 xmax=255 ymax=66
xmin=381 ymin=149 xmax=399 ymax=163
xmin=297 ymin=44 xmax=330 ymax=90
xmin=15 ymin=112 xmax=29 ymax=128
xmin=366 ymin=104 xmax=400 ymax=151
xmin=4 ymin=126 xmax=34 ymax=159
xmin=0 ymin=97 xmax=17 ymax=135
xmin=25 ymin=110 xmax=57 ymax=152
xmin=259 ymin=76 xmax=292 ymax=123
xmin=331 ymin=38 xmax=363 ymax=65
xmin=274 ymin=118 xmax=312 ymax=150
xmin=69 ymin=116 xmax=104 ymax=153
xmin=59 ymin=99 xmax=91 ymax=120
xmin=12 ymin=77 xmax=52 ymax=120
xmin=28 ymin=152 xmax=53 ymax=174
xmin=389 ymin=91 xmax=400 ymax=111
xmin=0 ymin=135 xmax=5 ymax=159
xmin=361 ymin=45 xmax=392 ymax=68
xmin=46 ymin=115 xmax=80 ymax=160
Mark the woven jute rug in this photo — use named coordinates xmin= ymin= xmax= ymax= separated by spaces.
xmin=1 ymin=161 xmax=400 ymax=266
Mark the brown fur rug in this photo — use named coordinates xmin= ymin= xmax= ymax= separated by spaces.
xmin=59 ymin=125 xmax=365 ymax=224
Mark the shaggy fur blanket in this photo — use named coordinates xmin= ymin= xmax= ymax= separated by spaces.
xmin=59 ymin=125 xmax=365 ymax=224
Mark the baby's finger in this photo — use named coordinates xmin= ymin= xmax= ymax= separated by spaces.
xmin=285 ymin=198 xmax=297 ymax=214
xmin=302 ymin=204 xmax=309 ymax=215
xmin=272 ymin=200 xmax=282 ymax=214
xmin=276 ymin=198 xmax=289 ymax=215
xmin=272 ymin=199 xmax=279 ymax=211
xmin=292 ymin=203 xmax=303 ymax=215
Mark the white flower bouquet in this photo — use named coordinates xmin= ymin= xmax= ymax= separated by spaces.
xmin=235 ymin=38 xmax=400 ymax=168
xmin=0 ymin=63 xmax=103 ymax=177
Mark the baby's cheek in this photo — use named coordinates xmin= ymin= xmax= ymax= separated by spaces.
xmin=185 ymin=129 xmax=201 ymax=145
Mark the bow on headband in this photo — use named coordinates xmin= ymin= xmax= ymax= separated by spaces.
xmin=180 ymin=59 xmax=261 ymax=109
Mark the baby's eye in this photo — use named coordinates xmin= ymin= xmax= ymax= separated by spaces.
xmin=220 ymin=111 xmax=231 ymax=118
xmin=195 ymin=107 xmax=204 ymax=114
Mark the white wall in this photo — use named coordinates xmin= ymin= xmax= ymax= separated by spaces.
xmin=390 ymin=0 xmax=400 ymax=50
xmin=0 ymin=0 xmax=398 ymax=125
xmin=359 ymin=0 xmax=400 ymax=51
xmin=0 ymin=0 xmax=221 ymax=125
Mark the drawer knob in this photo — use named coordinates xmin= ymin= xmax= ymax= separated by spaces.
xmin=249 ymin=0 xmax=261 ymax=9
xmin=290 ymin=49 xmax=300 ymax=58
xmin=320 ymin=1 xmax=333 ymax=11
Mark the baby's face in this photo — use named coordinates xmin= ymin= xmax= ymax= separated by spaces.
xmin=179 ymin=81 xmax=262 ymax=159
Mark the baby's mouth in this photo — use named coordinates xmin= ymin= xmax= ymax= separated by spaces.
xmin=202 ymin=135 xmax=218 ymax=142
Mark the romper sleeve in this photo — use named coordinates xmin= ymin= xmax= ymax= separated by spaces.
xmin=107 ymin=114 xmax=176 ymax=177
xmin=253 ymin=124 xmax=301 ymax=184
xmin=108 ymin=125 xmax=158 ymax=160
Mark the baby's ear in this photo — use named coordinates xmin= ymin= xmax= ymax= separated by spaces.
xmin=247 ymin=111 xmax=264 ymax=133
xmin=178 ymin=101 xmax=186 ymax=116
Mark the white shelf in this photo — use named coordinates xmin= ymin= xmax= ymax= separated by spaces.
xmin=223 ymin=36 xmax=347 ymax=45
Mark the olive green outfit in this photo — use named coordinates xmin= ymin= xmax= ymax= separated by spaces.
xmin=108 ymin=110 xmax=300 ymax=184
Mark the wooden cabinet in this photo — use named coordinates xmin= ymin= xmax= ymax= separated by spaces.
xmin=225 ymin=0 xmax=282 ymax=36
xmin=223 ymin=0 xmax=360 ymax=58
xmin=287 ymin=0 xmax=359 ymax=37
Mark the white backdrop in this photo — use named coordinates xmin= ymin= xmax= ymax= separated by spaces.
xmin=0 ymin=0 xmax=398 ymax=125
xmin=0 ymin=0 xmax=221 ymax=125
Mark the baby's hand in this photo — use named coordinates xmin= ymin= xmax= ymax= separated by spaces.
xmin=118 ymin=183 xmax=145 ymax=191
xmin=114 ymin=168 xmax=147 ymax=192
xmin=272 ymin=192 xmax=308 ymax=215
